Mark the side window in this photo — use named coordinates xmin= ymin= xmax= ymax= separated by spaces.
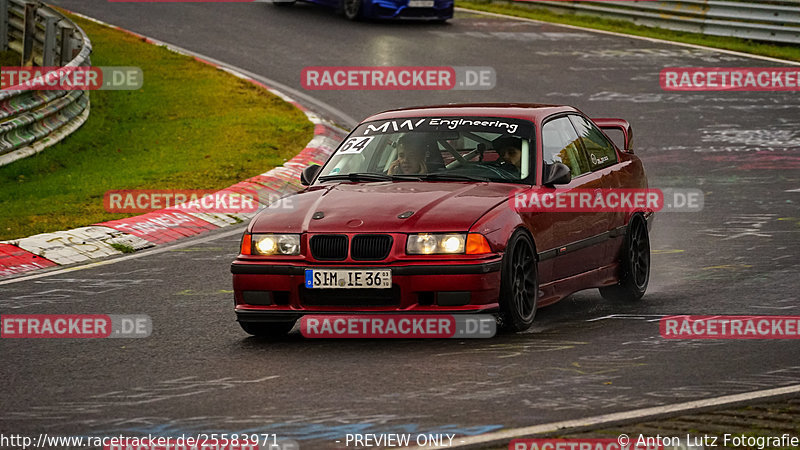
xmin=569 ymin=115 xmax=618 ymax=170
xmin=542 ymin=117 xmax=591 ymax=178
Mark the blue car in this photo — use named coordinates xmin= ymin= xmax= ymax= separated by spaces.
xmin=273 ymin=0 xmax=453 ymax=21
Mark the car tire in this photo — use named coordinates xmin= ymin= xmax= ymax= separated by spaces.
xmin=272 ymin=0 xmax=296 ymax=5
xmin=239 ymin=321 xmax=295 ymax=337
xmin=341 ymin=0 xmax=362 ymax=20
xmin=498 ymin=230 xmax=538 ymax=332
xmin=600 ymin=214 xmax=650 ymax=302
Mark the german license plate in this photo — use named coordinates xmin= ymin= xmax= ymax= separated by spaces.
xmin=408 ymin=0 xmax=434 ymax=7
xmin=305 ymin=269 xmax=392 ymax=289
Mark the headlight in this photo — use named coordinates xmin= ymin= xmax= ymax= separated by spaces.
xmin=406 ymin=233 xmax=466 ymax=255
xmin=249 ymin=234 xmax=301 ymax=256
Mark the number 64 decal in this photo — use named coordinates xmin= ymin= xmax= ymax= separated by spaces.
xmin=338 ymin=136 xmax=374 ymax=154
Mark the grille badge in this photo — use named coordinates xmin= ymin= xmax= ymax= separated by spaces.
xmin=398 ymin=210 xmax=414 ymax=219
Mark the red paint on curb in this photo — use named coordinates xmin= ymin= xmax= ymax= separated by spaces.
xmin=98 ymin=211 xmax=217 ymax=244
xmin=0 ymin=243 xmax=57 ymax=277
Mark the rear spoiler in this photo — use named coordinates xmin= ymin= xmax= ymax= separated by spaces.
xmin=592 ymin=118 xmax=634 ymax=153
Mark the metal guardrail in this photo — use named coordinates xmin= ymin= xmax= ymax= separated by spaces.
xmin=0 ymin=0 xmax=91 ymax=165
xmin=517 ymin=0 xmax=800 ymax=45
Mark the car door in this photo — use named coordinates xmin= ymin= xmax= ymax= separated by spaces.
xmin=534 ymin=115 xmax=611 ymax=279
xmin=568 ymin=114 xmax=625 ymax=266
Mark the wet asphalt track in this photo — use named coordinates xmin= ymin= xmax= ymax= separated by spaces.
xmin=1 ymin=2 xmax=799 ymax=448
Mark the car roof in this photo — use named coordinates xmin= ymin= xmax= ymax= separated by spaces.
xmin=363 ymin=103 xmax=577 ymax=123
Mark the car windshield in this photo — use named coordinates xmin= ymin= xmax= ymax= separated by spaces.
xmin=317 ymin=116 xmax=535 ymax=184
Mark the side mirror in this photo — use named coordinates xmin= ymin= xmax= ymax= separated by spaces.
xmin=543 ymin=163 xmax=571 ymax=186
xmin=300 ymin=164 xmax=321 ymax=186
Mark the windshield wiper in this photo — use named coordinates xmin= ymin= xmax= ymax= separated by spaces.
xmin=422 ymin=173 xmax=491 ymax=182
xmin=318 ymin=172 xmax=393 ymax=182
xmin=389 ymin=174 xmax=425 ymax=181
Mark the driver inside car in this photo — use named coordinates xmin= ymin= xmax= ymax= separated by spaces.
xmin=493 ymin=136 xmax=522 ymax=173
xmin=387 ymin=134 xmax=429 ymax=175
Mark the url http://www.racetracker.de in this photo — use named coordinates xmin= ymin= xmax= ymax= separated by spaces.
xmin=0 ymin=434 xmax=299 ymax=450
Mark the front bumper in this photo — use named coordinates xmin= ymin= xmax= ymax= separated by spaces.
xmin=232 ymin=259 xmax=501 ymax=321
xmin=364 ymin=0 xmax=453 ymax=20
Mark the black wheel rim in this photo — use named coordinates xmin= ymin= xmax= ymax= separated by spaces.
xmin=629 ymin=219 xmax=650 ymax=289
xmin=511 ymin=238 xmax=536 ymax=320
xmin=344 ymin=0 xmax=359 ymax=17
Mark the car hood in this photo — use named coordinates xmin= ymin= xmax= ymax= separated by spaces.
xmin=250 ymin=181 xmax=518 ymax=234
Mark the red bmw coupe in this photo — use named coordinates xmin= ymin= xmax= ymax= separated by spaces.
xmin=231 ymin=103 xmax=654 ymax=336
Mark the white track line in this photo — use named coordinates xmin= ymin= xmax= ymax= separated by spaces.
xmin=410 ymin=384 xmax=800 ymax=449
xmin=457 ymin=7 xmax=800 ymax=66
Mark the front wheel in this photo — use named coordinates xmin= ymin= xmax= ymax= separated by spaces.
xmin=341 ymin=0 xmax=362 ymax=20
xmin=498 ymin=230 xmax=538 ymax=332
xmin=600 ymin=214 xmax=650 ymax=302
xmin=239 ymin=321 xmax=295 ymax=338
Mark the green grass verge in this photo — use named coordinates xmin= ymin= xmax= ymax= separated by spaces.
xmin=109 ymin=242 xmax=136 ymax=253
xmin=457 ymin=0 xmax=800 ymax=63
xmin=0 ymin=13 xmax=313 ymax=241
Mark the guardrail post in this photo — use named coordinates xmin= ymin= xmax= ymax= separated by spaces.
xmin=58 ymin=20 xmax=76 ymax=66
xmin=0 ymin=0 xmax=8 ymax=51
xmin=21 ymin=1 xmax=35 ymax=66
xmin=40 ymin=9 xmax=57 ymax=66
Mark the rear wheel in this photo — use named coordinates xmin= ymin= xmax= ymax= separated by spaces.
xmin=498 ymin=230 xmax=538 ymax=332
xmin=341 ymin=0 xmax=362 ymax=20
xmin=600 ymin=215 xmax=650 ymax=302
xmin=239 ymin=321 xmax=295 ymax=337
